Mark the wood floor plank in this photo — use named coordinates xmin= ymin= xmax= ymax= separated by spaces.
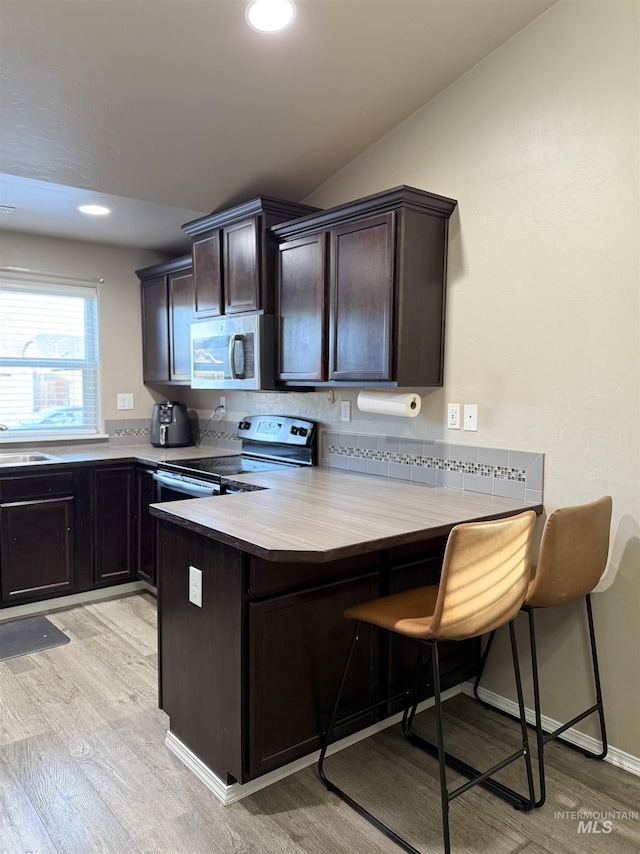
xmin=0 ymin=667 xmax=52 ymax=747
xmin=0 ymin=749 xmax=58 ymax=853
xmin=59 ymin=717 xmax=189 ymax=838
xmin=3 ymin=731 xmax=139 ymax=854
xmin=131 ymin=811 xmax=227 ymax=854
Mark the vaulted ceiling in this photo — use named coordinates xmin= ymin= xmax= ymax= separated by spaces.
xmin=0 ymin=0 xmax=556 ymax=253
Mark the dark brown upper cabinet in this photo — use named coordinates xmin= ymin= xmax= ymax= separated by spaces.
xmin=137 ymin=256 xmax=194 ymax=385
xmin=182 ymin=196 xmax=319 ymax=318
xmin=273 ymin=186 xmax=457 ymax=387
xmin=192 ymin=231 xmax=223 ymax=316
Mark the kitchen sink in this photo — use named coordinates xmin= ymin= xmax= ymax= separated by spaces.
xmin=0 ymin=452 xmax=62 ymax=465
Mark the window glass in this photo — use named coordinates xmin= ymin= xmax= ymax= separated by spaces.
xmin=0 ymin=281 xmax=100 ymax=439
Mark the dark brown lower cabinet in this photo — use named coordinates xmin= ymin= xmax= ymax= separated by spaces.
xmin=0 ymin=462 xmax=146 ymax=608
xmin=158 ymin=524 xmax=244 ymax=784
xmin=156 ymin=519 xmax=479 ymax=786
xmin=249 ymin=573 xmax=379 ymax=778
xmin=93 ymin=465 xmax=136 ymax=584
xmin=0 ymin=495 xmax=74 ymax=602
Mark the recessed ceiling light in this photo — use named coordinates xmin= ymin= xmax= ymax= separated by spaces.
xmin=78 ymin=204 xmax=111 ymax=216
xmin=246 ymin=0 xmax=296 ymax=33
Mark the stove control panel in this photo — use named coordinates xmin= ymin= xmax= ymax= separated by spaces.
xmin=237 ymin=415 xmax=317 ymax=447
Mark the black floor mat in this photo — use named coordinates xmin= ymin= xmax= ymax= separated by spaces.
xmin=0 ymin=615 xmax=70 ymax=661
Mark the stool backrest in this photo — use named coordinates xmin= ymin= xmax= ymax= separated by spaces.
xmin=526 ymin=496 xmax=612 ymax=608
xmin=429 ymin=511 xmax=537 ymax=641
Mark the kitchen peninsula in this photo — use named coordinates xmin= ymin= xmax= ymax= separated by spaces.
xmin=151 ymin=466 xmax=543 ymax=802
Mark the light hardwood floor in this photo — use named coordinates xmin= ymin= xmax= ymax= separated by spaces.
xmin=0 ymin=592 xmax=638 ymax=854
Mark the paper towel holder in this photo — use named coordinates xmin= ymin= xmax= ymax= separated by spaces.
xmin=356 ymin=390 xmax=422 ymax=418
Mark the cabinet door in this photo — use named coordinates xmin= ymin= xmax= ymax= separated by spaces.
xmin=0 ymin=497 xmax=74 ymax=602
xmin=168 ymin=268 xmax=195 ymax=382
xmin=93 ymin=466 xmax=136 ymax=584
xmin=193 ymin=232 xmax=223 ymax=316
xmin=329 ymin=213 xmax=395 ymax=381
xmin=141 ymin=277 xmax=170 ymax=383
xmin=224 ymin=217 xmax=261 ymax=313
xmin=136 ymin=468 xmax=156 ymax=585
xmin=249 ymin=573 xmax=379 ymax=779
xmin=276 ymin=232 xmax=327 ymax=381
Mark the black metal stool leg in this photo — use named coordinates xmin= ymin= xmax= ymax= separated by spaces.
xmin=508 ymin=621 xmax=536 ymax=810
xmin=403 ymin=625 xmax=536 ymax=811
xmin=318 ymin=623 xmax=423 ymax=854
xmin=584 ymin=594 xmax=608 ymax=759
xmin=472 ymin=628 xmax=497 ymax=703
xmin=318 ymin=621 xmax=361 ymax=788
xmin=526 ymin=607 xmax=546 ymax=807
xmin=401 ymin=643 xmax=432 ymax=741
xmin=538 ymin=595 xmax=608 ymax=759
xmin=430 ymin=641 xmax=451 ymax=854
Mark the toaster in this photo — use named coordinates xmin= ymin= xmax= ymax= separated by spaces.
xmin=150 ymin=401 xmax=192 ymax=447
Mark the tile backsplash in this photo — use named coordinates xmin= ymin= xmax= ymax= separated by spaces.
xmin=105 ymin=418 xmax=241 ymax=451
xmin=321 ymin=430 xmax=543 ymax=502
xmin=105 ymin=418 xmax=543 ymax=501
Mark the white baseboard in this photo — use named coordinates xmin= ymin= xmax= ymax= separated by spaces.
xmin=165 ymin=684 xmax=461 ymax=805
xmin=462 ymin=682 xmax=640 ymax=778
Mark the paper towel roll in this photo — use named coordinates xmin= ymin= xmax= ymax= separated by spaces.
xmin=357 ymin=391 xmax=422 ymax=418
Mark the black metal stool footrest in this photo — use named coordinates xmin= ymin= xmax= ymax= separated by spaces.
xmin=322 ymin=777 xmax=423 ymax=854
xmin=405 ymin=731 xmax=534 ymax=810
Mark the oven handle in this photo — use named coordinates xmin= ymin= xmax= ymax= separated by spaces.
xmin=153 ymin=472 xmax=218 ymax=498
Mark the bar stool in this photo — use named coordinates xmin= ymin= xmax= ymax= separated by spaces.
xmin=473 ymin=496 xmax=612 ymax=807
xmin=318 ymin=510 xmax=537 ymax=854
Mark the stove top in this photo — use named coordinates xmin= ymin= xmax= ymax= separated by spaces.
xmin=158 ymin=415 xmax=317 ymax=483
xmin=161 ymin=455 xmax=298 ymax=479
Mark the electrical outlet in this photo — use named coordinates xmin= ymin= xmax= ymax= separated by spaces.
xmin=340 ymin=400 xmax=351 ymax=422
xmin=219 ymin=396 xmax=226 ymax=413
xmin=117 ymin=393 xmax=134 ymax=410
xmin=464 ymin=404 xmax=478 ymax=432
xmin=188 ymin=565 xmax=202 ymax=607
xmin=447 ymin=403 xmax=460 ymax=429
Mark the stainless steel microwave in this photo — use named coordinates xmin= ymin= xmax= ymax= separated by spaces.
xmin=190 ymin=313 xmax=276 ymax=390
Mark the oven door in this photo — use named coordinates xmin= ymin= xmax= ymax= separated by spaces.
xmin=153 ymin=471 xmax=220 ymax=501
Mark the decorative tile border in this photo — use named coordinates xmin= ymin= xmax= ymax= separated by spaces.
xmin=330 ymin=446 xmax=526 ymax=481
xmin=322 ymin=431 xmax=544 ymax=501
xmin=104 ymin=418 xmax=241 ymax=450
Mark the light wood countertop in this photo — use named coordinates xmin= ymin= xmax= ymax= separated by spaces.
xmin=150 ymin=467 xmax=543 ymax=562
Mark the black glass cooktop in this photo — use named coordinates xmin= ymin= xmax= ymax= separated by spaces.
xmin=162 ymin=455 xmax=296 ymax=480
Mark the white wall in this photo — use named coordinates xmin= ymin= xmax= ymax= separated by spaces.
xmin=302 ymin=0 xmax=639 ymax=759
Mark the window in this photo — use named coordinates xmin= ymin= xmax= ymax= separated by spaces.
xmin=0 ymin=280 xmax=100 ymax=439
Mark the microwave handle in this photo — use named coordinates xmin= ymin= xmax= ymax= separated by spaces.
xmin=229 ymin=333 xmax=245 ymax=379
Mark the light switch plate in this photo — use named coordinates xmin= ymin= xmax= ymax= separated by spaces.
xmin=117 ymin=393 xmax=134 ymax=410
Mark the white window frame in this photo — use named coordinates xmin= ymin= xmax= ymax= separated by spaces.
xmin=0 ymin=278 xmax=102 ymax=443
